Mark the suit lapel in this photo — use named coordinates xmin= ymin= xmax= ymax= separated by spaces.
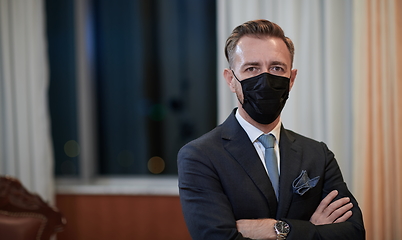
xmin=276 ymin=127 xmax=303 ymax=219
xmin=221 ymin=110 xmax=278 ymax=217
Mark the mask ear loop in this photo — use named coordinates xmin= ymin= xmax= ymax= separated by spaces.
xmin=231 ymin=70 xmax=245 ymax=105
xmin=231 ymin=70 xmax=241 ymax=82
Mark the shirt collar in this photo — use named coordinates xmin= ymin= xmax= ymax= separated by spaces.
xmin=235 ymin=110 xmax=281 ymax=144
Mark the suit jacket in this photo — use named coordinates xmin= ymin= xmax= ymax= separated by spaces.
xmin=178 ymin=109 xmax=365 ymax=240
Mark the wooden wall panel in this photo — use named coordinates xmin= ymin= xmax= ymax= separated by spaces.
xmin=56 ymin=195 xmax=191 ymax=240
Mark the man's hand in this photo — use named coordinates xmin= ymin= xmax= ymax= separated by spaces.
xmin=236 ymin=218 xmax=277 ymax=240
xmin=310 ymin=190 xmax=353 ymax=225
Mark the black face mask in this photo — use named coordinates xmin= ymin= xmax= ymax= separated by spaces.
xmin=233 ymin=71 xmax=290 ymax=124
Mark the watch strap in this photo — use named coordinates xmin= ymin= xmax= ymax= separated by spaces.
xmin=277 ymin=233 xmax=287 ymax=240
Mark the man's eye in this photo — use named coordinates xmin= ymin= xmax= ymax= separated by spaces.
xmin=245 ymin=67 xmax=257 ymax=72
xmin=271 ymin=66 xmax=284 ymax=72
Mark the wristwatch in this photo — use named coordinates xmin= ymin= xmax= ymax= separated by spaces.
xmin=274 ymin=220 xmax=290 ymax=240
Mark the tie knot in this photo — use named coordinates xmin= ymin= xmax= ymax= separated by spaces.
xmin=258 ymin=134 xmax=275 ymax=149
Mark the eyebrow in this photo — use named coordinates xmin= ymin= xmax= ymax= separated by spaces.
xmin=240 ymin=61 xmax=261 ymax=69
xmin=271 ymin=61 xmax=288 ymax=68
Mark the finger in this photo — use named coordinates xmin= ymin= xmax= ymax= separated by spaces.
xmin=327 ymin=202 xmax=353 ymax=223
xmin=323 ymin=197 xmax=351 ymax=216
xmin=334 ymin=210 xmax=353 ymax=223
xmin=316 ymin=190 xmax=338 ymax=213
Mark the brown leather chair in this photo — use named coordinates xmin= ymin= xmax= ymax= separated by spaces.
xmin=0 ymin=176 xmax=66 ymax=240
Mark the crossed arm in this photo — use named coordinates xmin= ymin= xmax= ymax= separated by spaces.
xmin=178 ymin=139 xmax=365 ymax=240
xmin=236 ymin=190 xmax=353 ymax=240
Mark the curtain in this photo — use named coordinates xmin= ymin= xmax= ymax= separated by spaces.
xmin=353 ymin=0 xmax=402 ymax=239
xmin=217 ymin=0 xmax=355 ymax=185
xmin=0 ymin=0 xmax=54 ymax=202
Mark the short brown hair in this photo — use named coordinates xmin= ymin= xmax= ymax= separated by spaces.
xmin=224 ymin=19 xmax=295 ymax=68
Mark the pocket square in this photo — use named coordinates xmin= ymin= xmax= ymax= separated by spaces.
xmin=292 ymin=170 xmax=320 ymax=196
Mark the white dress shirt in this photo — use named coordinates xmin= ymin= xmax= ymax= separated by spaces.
xmin=235 ymin=111 xmax=281 ymax=175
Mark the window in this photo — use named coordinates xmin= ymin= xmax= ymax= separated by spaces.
xmin=46 ymin=0 xmax=217 ymax=177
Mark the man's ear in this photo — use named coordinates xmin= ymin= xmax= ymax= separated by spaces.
xmin=289 ymin=69 xmax=297 ymax=91
xmin=223 ymin=68 xmax=236 ymax=93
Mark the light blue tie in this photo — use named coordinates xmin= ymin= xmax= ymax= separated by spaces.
xmin=258 ymin=134 xmax=279 ymax=199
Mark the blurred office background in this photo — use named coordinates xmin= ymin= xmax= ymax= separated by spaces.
xmin=0 ymin=0 xmax=401 ymax=239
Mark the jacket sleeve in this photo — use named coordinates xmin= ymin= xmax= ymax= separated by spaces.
xmin=283 ymin=143 xmax=365 ymax=240
xmin=178 ymin=143 xmax=249 ymax=240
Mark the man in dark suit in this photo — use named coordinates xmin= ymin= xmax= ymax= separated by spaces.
xmin=178 ymin=19 xmax=365 ymax=240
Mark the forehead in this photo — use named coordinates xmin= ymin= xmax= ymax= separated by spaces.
xmin=233 ymin=36 xmax=292 ymax=69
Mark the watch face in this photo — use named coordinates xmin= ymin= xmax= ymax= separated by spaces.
xmin=275 ymin=221 xmax=290 ymax=234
